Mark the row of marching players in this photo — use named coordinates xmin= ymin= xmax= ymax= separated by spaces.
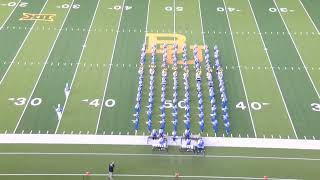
xmin=206 ymin=45 xmax=231 ymax=135
xmin=132 ymin=43 xmax=231 ymax=137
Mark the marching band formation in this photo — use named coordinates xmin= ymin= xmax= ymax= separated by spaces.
xmin=213 ymin=45 xmax=231 ymax=134
xmin=133 ymin=43 xmax=230 ymax=136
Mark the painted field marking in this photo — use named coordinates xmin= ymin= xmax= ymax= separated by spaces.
xmin=0 ymin=0 xmax=22 ymax=29
xmin=0 ymin=173 xmax=301 ymax=180
xmin=1 ymin=60 xmax=320 ymax=72
xmin=0 ymin=0 xmax=49 ymax=87
xmin=247 ymin=0 xmax=298 ymax=138
xmin=222 ymin=0 xmax=257 ymax=137
xmin=197 ymin=0 xmax=205 ymax=45
xmin=173 ymin=0 xmax=176 ymax=40
xmin=55 ymin=0 xmax=102 ymax=133
xmin=95 ymin=0 xmax=126 ymax=134
xmin=0 ymin=151 xmax=319 ymax=162
xmin=298 ymin=0 xmax=320 ymax=34
xmin=2 ymin=25 xmax=320 ymax=36
xmin=14 ymin=0 xmax=75 ymax=133
xmin=273 ymin=0 xmax=320 ymax=99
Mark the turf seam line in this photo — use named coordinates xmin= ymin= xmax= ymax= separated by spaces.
xmin=247 ymin=0 xmax=298 ymax=139
xmin=273 ymin=0 xmax=320 ymax=100
xmin=95 ymin=0 xmax=126 ymax=134
xmin=222 ymin=0 xmax=257 ymax=137
xmin=0 ymin=0 xmax=49 ymax=87
xmin=54 ymin=0 xmax=102 ymax=133
xmin=13 ymin=0 xmax=76 ymax=133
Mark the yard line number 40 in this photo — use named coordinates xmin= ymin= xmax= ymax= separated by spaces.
xmin=83 ymin=99 xmax=116 ymax=108
xmin=236 ymin=101 xmax=269 ymax=111
xmin=237 ymin=101 xmax=320 ymax=112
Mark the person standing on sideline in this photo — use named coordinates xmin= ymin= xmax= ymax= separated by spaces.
xmin=108 ymin=161 xmax=115 ymax=179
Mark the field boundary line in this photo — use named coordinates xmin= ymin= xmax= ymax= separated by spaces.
xmin=95 ymin=0 xmax=126 ymax=134
xmin=54 ymin=0 xmax=101 ymax=133
xmin=1 ymin=134 xmax=320 ymax=150
xmin=273 ymin=0 xmax=320 ymax=99
xmin=0 ymin=149 xmax=320 ymax=162
xmin=222 ymin=0 xmax=257 ymax=137
xmin=247 ymin=0 xmax=298 ymax=139
xmin=13 ymin=0 xmax=75 ymax=133
xmin=0 ymin=0 xmax=49 ymax=87
xmin=0 ymin=0 xmax=22 ymax=29
xmin=298 ymin=0 xmax=320 ymax=34
xmin=0 ymin=173 xmax=301 ymax=180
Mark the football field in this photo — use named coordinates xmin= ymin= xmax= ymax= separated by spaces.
xmin=0 ymin=0 xmax=320 ymax=179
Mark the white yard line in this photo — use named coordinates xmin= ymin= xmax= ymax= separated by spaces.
xmin=273 ymin=0 xmax=320 ymax=100
xmin=222 ymin=0 xmax=257 ymax=137
xmin=0 ymin=173 xmax=301 ymax=180
xmin=13 ymin=0 xmax=75 ymax=133
xmin=54 ymin=0 xmax=102 ymax=134
xmin=298 ymin=0 xmax=320 ymax=34
xmin=197 ymin=0 xmax=206 ymax=45
xmin=143 ymin=0 xmax=151 ymax=42
xmin=0 ymin=0 xmax=22 ymax=29
xmin=0 ymin=0 xmax=49 ymax=86
xmin=247 ymin=0 xmax=298 ymax=139
xmin=173 ymin=0 xmax=176 ymax=40
xmin=95 ymin=0 xmax=126 ymax=134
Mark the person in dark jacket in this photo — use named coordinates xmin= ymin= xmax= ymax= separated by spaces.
xmin=108 ymin=161 xmax=115 ymax=179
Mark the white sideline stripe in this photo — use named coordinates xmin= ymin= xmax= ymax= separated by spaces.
xmin=95 ymin=0 xmax=126 ymax=134
xmin=298 ymin=0 xmax=320 ymax=34
xmin=0 ymin=0 xmax=49 ymax=86
xmin=13 ymin=0 xmax=75 ymax=133
xmin=1 ymin=134 xmax=320 ymax=150
xmin=273 ymin=0 xmax=320 ymax=99
xmin=0 ymin=173 xmax=301 ymax=180
xmin=54 ymin=0 xmax=101 ymax=133
xmin=247 ymin=0 xmax=298 ymax=139
xmin=222 ymin=0 xmax=257 ymax=137
xmin=1 ymin=151 xmax=320 ymax=162
xmin=0 ymin=0 xmax=22 ymax=29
